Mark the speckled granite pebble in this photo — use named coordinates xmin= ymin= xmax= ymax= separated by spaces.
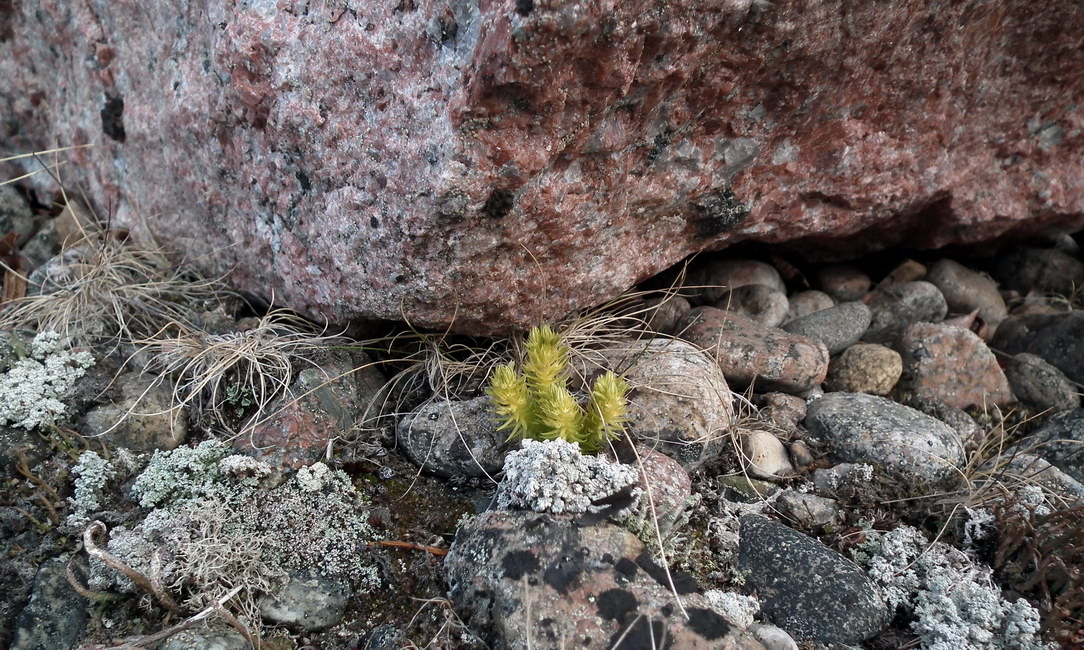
xmin=804 ymin=393 xmax=964 ymax=488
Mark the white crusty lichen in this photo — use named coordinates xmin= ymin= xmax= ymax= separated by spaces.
xmin=296 ymin=461 xmax=333 ymax=492
xmin=704 ymin=590 xmax=760 ymax=628
xmin=0 ymin=330 xmax=94 ymax=430
xmin=496 ymin=439 xmax=640 ymax=514
xmin=866 ymin=525 xmax=1052 ymax=650
xmin=67 ymin=450 xmax=115 ymax=527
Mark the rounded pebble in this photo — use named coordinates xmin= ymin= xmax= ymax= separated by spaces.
xmin=862 ymin=281 xmax=947 ymax=344
xmin=897 ymin=321 xmax=1013 ymax=409
xmin=782 ymin=301 xmax=871 ymax=355
xmin=642 ymin=294 xmax=691 ymax=333
xmin=678 ymin=307 xmax=829 ymax=394
xmin=925 ymin=258 xmax=1007 ymax=333
xmin=714 ymin=283 xmax=789 ymax=327
xmin=741 ymin=429 xmax=795 ymax=479
xmin=738 ymin=515 xmax=888 ymax=644
xmin=826 ymin=344 xmax=902 ymax=395
xmin=784 ymin=290 xmax=835 ymax=323
xmin=1005 ymin=353 xmax=1080 ymax=412
xmin=817 ymin=264 xmax=871 ymax=302
xmin=804 ymin=392 xmax=965 ymax=488
xmin=688 ymin=258 xmax=786 ymax=304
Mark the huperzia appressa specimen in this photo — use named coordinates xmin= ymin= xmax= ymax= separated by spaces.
xmin=488 ymin=325 xmax=628 ymax=454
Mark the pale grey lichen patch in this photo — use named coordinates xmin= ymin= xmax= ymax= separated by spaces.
xmin=130 ymin=439 xmax=231 ymax=508
xmin=865 ymin=525 xmax=1052 ymax=650
xmin=91 ymin=442 xmax=380 ymax=616
xmin=67 ymin=450 xmax=115 ymax=527
xmin=496 ymin=439 xmax=639 ymax=514
xmin=296 ymin=462 xmax=333 ymax=492
xmin=0 ymin=331 xmax=95 ymax=430
xmin=704 ymin=589 xmax=760 ymax=628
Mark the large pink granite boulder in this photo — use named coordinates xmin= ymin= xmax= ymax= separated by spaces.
xmin=2 ymin=1 xmax=1082 ymax=333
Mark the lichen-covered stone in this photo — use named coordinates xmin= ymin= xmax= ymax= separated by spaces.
xmin=446 ymin=510 xmax=763 ymax=649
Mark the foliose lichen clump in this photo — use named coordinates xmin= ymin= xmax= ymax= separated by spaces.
xmin=865 ymin=525 xmax=1052 ymax=650
xmin=90 ymin=440 xmax=380 ymax=616
xmin=0 ymin=330 xmax=95 ymax=430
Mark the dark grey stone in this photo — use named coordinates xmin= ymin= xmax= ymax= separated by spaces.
xmin=257 ymin=571 xmax=352 ymax=632
xmin=862 ymin=281 xmax=947 ymax=344
xmin=1005 ymin=353 xmax=1080 ymax=412
xmin=1027 ymin=409 xmax=1084 ymax=483
xmin=782 ymin=301 xmax=871 ymax=355
xmin=992 ymin=312 xmax=1084 ymax=385
xmin=10 ymin=555 xmax=89 ymax=650
xmin=397 ymin=396 xmax=510 ymax=478
xmin=804 ymin=392 xmax=964 ymax=488
xmin=737 ymin=515 xmax=888 ymax=644
xmin=365 ymin=625 xmax=409 ymax=650
xmin=0 ymin=184 xmax=36 ymax=245
xmin=993 ymin=246 xmax=1084 ymax=296
xmin=0 ymin=425 xmax=46 ymax=475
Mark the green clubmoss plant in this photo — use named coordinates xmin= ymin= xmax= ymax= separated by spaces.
xmin=488 ymin=325 xmax=629 ymax=454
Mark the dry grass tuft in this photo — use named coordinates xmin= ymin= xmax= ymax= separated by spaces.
xmin=0 ymin=211 xmax=225 ymax=349
xmin=139 ymin=308 xmax=343 ymax=434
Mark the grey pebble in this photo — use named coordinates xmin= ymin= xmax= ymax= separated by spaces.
xmin=738 ymin=515 xmax=888 ymax=644
xmin=1005 ymin=353 xmax=1080 ymax=412
xmin=782 ymin=301 xmax=870 ymax=355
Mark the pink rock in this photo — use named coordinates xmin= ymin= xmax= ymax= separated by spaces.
xmin=677 ymin=307 xmax=829 ymax=394
xmin=2 ymin=2 xmax=1082 ymax=334
xmin=897 ymin=322 xmax=1014 ymax=409
xmin=634 ymin=446 xmax=692 ymax=523
xmin=235 ymin=351 xmax=383 ymax=471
